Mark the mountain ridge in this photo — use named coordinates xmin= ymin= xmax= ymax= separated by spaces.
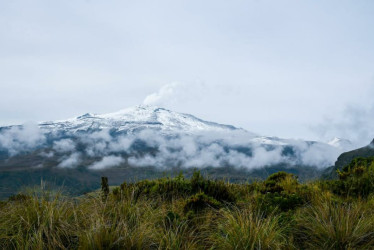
xmin=0 ymin=105 xmax=345 ymax=169
xmin=38 ymin=105 xmax=244 ymax=135
xmin=0 ymin=105 xmax=350 ymax=198
xmin=322 ymin=138 xmax=374 ymax=179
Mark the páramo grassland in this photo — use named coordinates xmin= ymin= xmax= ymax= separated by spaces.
xmin=1 ymin=157 xmax=374 ymax=249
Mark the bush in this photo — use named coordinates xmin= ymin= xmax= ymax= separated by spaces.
xmin=255 ymin=172 xmax=305 ymax=214
xmin=121 ymin=171 xmax=236 ymax=203
xmin=183 ymin=192 xmax=221 ymax=213
xmin=2 ymin=168 xmax=374 ymax=249
xmin=257 ymin=192 xmax=304 ymax=214
xmin=262 ymin=171 xmax=299 ymax=194
xmin=330 ymin=157 xmax=374 ymax=198
xmin=7 ymin=193 xmax=31 ymax=202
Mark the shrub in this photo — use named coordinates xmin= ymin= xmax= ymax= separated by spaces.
xmin=257 ymin=192 xmax=304 ymax=214
xmin=120 ymin=171 xmax=236 ymax=203
xmin=183 ymin=192 xmax=221 ymax=213
xmin=7 ymin=193 xmax=31 ymax=202
xmin=190 ymin=171 xmax=236 ymax=203
xmin=330 ymin=157 xmax=374 ymax=198
xmin=262 ymin=171 xmax=299 ymax=194
xmin=3 ymin=170 xmax=374 ymax=249
xmin=255 ymin=172 xmax=305 ymax=214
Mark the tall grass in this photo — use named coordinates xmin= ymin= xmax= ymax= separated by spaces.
xmin=1 ymin=167 xmax=374 ymax=249
xmin=156 ymin=216 xmax=201 ymax=249
xmin=295 ymin=199 xmax=374 ymax=249
xmin=212 ymin=207 xmax=287 ymax=250
xmin=0 ymin=191 xmax=77 ymax=249
xmin=75 ymin=196 xmax=158 ymax=249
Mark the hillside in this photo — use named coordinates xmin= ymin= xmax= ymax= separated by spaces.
xmin=0 ymin=105 xmax=344 ymax=198
xmin=323 ymin=139 xmax=374 ymax=178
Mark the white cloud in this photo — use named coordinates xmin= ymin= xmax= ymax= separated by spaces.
xmin=39 ymin=151 xmax=54 ymax=158
xmin=58 ymin=153 xmax=81 ymax=168
xmin=143 ymin=82 xmax=180 ymax=106
xmin=82 ymin=129 xmax=112 ymax=156
xmin=299 ymin=143 xmax=340 ymax=167
xmin=128 ymin=154 xmax=161 ymax=168
xmin=125 ymin=130 xmax=337 ymax=169
xmin=143 ymin=82 xmax=208 ymax=108
xmin=0 ymin=120 xmax=341 ymax=170
xmin=313 ymin=102 xmax=374 ymax=148
xmin=88 ymin=129 xmax=112 ymax=142
xmin=53 ymin=139 xmax=75 ymax=153
xmin=0 ymin=122 xmax=45 ymax=155
xmin=108 ymin=136 xmax=134 ymax=152
xmin=89 ymin=155 xmax=124 ymax=170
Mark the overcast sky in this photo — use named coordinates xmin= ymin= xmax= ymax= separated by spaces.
xmin=1 ymin=0 xmax=373 ymax=145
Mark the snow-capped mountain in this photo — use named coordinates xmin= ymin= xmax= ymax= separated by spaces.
xmin=0 ymin=105 xmax=350 ymax=199
xmin=0 ymin=105 xmax=343 ymax=171
xmin=38 ymin=105 xmax=245 ymax=135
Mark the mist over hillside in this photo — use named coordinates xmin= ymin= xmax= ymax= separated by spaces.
xmin=0 ymin=105 xmax=346 ymax=170
xmin=0 ymin=105 xmax=356 ymax=198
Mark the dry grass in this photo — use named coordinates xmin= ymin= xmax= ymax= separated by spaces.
xmin=0 ymin=191 xmax=77 ymax=249
xmin=1 ymin=169 xmax=374 ymax=249
xmin=212 ymin=207 xmax=288 ymax=250
xmin=295 ymin=198 xmax=374 ymax=249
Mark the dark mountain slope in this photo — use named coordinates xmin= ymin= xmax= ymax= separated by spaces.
xmin=323 ymin=139 xmax=374 ymax=179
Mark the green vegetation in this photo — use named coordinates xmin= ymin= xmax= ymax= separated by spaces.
xmin=1 ymin=158 xmax=374 ymax=249
xmin=328 ymin=157 xmax=374 ymax=198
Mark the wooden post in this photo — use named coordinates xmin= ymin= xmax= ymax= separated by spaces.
xmin=101 ymin=177 xmax=109 ymax=201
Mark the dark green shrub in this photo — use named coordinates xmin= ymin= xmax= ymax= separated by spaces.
xmin=256 ymin=171 xmax=305 ymax=213
xmin=190 ymin=171 xmax=236 ymax=203
xmin=125 ymin=174 xmax=192 ymax=200
xmin=257 ymin=192 xmax=304 ymax=214
xmin=120 ymin=171 xmax=236 ymax=203
xmin=330 ymin=157 xmax=374 ymax=198
xmin=7 ymin=193 xmax=31 ymax=202
xmin=183 ymin=192 xmax=221 ymax=213
xmin=164 ymin=211 xmax=181 ymax=230
xmin=111 ymin=187 xmax=122 ymax=201
xmin=0 ymin=201 xmax=6 ymax=209
xmin=262 ymin=171 xmax=298 ymax=194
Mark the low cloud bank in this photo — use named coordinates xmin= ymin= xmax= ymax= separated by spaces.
xmin=53 ymin=139 xmax=75 ymax=153
xmin=125 ymin=133 xmax=340 ymax=169
xmin=70 ymin=129 xmax=341 ymax=169
xmin=58 ymin=153 xmax=81 ymax=168
xmin=0 ymin=122 xmax=45 ymax=155
xmin=0 ymin=124 xmax=342 ymax=169
xmin=314 ymin=103 xmax=374 ymax=148
xmin=89 ymin=155 xmax=124 ymax=170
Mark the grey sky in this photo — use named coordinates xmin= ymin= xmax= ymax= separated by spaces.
xmin=1 ymin=0 xmax=373 ymax=145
